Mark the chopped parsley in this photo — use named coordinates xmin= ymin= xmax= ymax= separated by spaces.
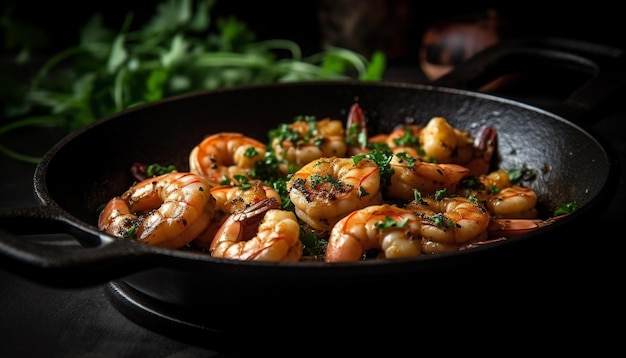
xmin=431 ymin=213 xmax=455 ymax=229
xmin=309 ymin=174 xmax=347 ymax=189
xmin=346 ymin=123 xmax=368 ymax=149
xmin=299 ymin=227 xmax=328 ymax=258
xmin=244 ymin=147 xmax=259 ymax=158
xmin=434 ymin=188 xmax=449 ymax=201
xmin=394 ymin=152 xmax=416 ymax=169
xmin=412 ymin=189 xmax=424 ymax=204
xmin=146 ymin=163 xmax=177 ymax=177
xmin=123 ymin=224 xmax=138 ymax=239
xmin=375 ymin=216 xmax=409 ymax=230
xmin=353 ymin=147 xmax=394 ymax=189
xmin=392 ymin=126 xmax=420 ymax=147
xmin=554 ymin=202 xmax=578 ymax=216
xmin=508 ymin=165 xmax=537 ymax=184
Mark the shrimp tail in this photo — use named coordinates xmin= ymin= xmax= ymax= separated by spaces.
xmin=210 ymin=197 xmax=301 ymax=261
xmin=229 ymin=198 xmax=281 ymax=240
xmin=487 ymin=218 xmax=544 ymax=238
xmin=346 ymin=103 xmax=368 ymax=155
xmin=487 ymin=215 xmax=565 ymax=239
xmin=465 ymin=125 xmax=497 ymax=176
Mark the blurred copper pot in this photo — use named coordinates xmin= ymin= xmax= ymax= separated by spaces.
xmin=420 ymin=9 xmax=507 ymax=80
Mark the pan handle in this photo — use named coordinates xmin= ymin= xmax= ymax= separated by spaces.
xmin=431 ymin=36 xmax=626 ymax=123
xmin=0 ymin=206 xmax=163 ymax=287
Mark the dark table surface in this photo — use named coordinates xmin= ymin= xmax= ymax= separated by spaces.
xmin=1 ymin=65 xmax=625 ymax=356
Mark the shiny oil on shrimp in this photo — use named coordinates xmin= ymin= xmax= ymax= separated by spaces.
xmin=345 ymin=104 xmax=496 ymax=174
xmin=419 ymin=116 xmax=458 ymax=163
xmin=386 ymin=151 xmax=470 ymax=201
xmin=192 ymin=181 xmax=282 ymax=249
xmin=210 ymin=198 xmax=303 ymax=262
xmin=420 ymin=116 xmax=497 ymax=177
xmin=98 ymin=172 xmax=216 ymax=249
xmin=366 ymin=118 xmax=463 ymax=164
xmin=189 ymin=132 xmax=267 ymax=186
xmin=487 ymin=185 xmax=538 ymax=219
xmin=324 ymin=204 xmax=422 ymax=262
xmin=270 ymin=115 xmax=347 ymax=173
xmin=103 ymin=102 xmax=562 ymax=260
xmin=405 ymin=195 xmax=491 ymax=254
xmin=287 ymin=156 xmax=382 ymax=232
xmin=456 ymin=168 xmax=539 ymax=219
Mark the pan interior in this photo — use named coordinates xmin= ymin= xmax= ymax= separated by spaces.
xmin=37 ymin=81 xmax=612 ymax=256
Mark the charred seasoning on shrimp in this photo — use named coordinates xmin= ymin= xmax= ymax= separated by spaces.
xmin=269 ymin=115 xmax=347 ymax=174
xmin=98 ymin=172 xmax=216 ymax=249
xmin=192 ymin=178 xmax=282 ymax=250
xmin=386 ymin=151 xmax=470 ymax=201
xmin=210 ymin=198 xmax=303 ymax=261
xmin=287 ymin=156 xmax=382 ymax=232
xmin=325 ymin=204 xmax=422 ymax=262
xmin=456 ymin=167 xmax=539 ymax=219
xmin=405 ymin=190 xmax=491 ymax=254
xmin=373 ymin=116 xmax=497 ymax=177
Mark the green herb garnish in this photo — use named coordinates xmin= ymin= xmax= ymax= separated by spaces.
xmin=353 ymin=147 xmax=394 ymax=189
xmin=554 ymin=202 xmax=578 ymax=216
xmin=431 ymin=213 xmax=455 ymax=229
xmin=1 ymin=0 xmax=386 ymax=163
xmin=146 ymin=163 xmax=177 ymax=177
xmin=394 ymin=152 xmax=416 ymax=169
xmin=508 ymin=165 xmax=537 ymax=184
xmin=375 ymin=216 xmax=408 ymax=230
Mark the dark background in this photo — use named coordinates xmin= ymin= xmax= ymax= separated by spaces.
xmin=1 ymin=1 xmax=624 ymax=356
xmin=3 ymin=0 xmax=624 ymax=64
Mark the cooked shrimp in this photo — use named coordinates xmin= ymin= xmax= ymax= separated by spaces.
xmin=270 ymin=116 xmax=347 ymax=173
xmin=189 ymin=132 xmax=267 ymax=186
xmin=457 ymin=168 xmax=538 ymax=219
xmin=210 ymin=198 xmax=303 ymax=261
xmin=486 ymin=215 xmax=565 ymax=239
xmin=363 ymin=124 xmax=427 ymax=159
xmin=386 ymin=152 xmax=470 ymax=201
xmin=386 ymin=124 xmax=422 ymax=153
xmin=405 ymin=196 xmax=490 ymax=254
xmin=482 ymin=168 xmax=512 ymax=192
xmin=325 ymin=204 xmax=422 ymax=262
xmin=419 ymin=117 xmax=497 ymax=176
xmin=461 ymin=214 xmax=565 ymax=249
xmin=98 ymin=172 xmax=216 ymax=249
xmin=192 ymin=182 xmax=281 ymax=249
xmin=456 ymin=168 xmax=511 ymax=202
xmin=487 ymin=185 xmax=538 ymax=219
xmin=287 ymin=156 xmax=382 ymax=232
xmin=419 ymin=116 xmax=458 ymax=163
xmin=210 ymin=182 xmax=282 ymax=214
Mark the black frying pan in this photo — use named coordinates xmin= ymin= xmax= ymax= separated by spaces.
xmin=0 ymin=37 xmax=622 ymax=347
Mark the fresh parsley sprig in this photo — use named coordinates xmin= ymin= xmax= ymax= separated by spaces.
xmin=1 ymin=0 xmax=386 ymax=163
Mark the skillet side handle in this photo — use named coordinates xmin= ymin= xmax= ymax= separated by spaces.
xmin=432 ymin=36 xmax=626 ymax=123
xmin=0 ymin=206 xmax=158 ymax=288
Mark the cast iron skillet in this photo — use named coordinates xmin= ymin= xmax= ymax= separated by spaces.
xmin=0 ymin=37 xmax=623 ymax=343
